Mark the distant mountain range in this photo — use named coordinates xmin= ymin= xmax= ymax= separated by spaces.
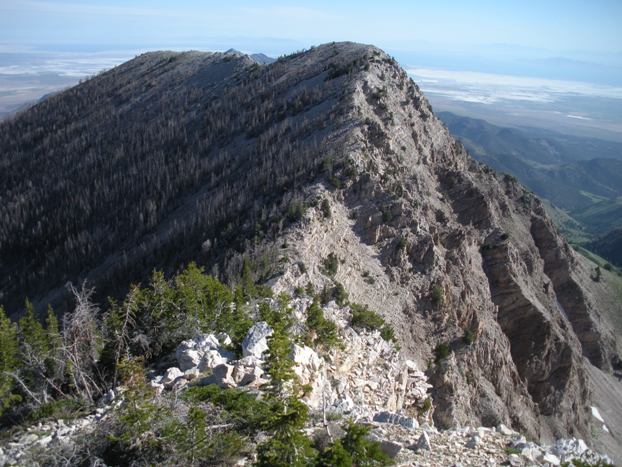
xmin=438 ymin=111 xmax=622 ymax=246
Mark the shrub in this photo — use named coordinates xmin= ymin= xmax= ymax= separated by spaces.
xmin=463 ymin=329 xmax=476 ymax=345
xmin=27 ymin=397 xmax=87 ymax=424
xmin=350 ymin=303 xmax=396 ymax=343
xmin=321 ymin=253 xmax=339 ymax=277
xmin=319 ymin=283 xmax=348 ymax=306
xmin=434 ymin=342 xmax=451 ymax=364
xmin=350 ymin=303 xmax=384 ymax=330
xmin=333 ymin=282 xmax=349 ymax=306
xmin=380 ymin=326 xmax=396 ymax=343
xmin=417 ymin=397 xmax=432 ymax=418
xmin=184 ymin=385 xmax=278 ymax=433
xmin=287 ymin=200 xmax=306 ymax=223
xmin=256 ymin=397 xmax=316 ymax=467
xmin=339 ymin=421 xmax=392 ymax=466
xmin=603 ymin=263 xmax=613 ymax=271
xmin=361 ymin=270 xmax=376 ymax=285
xmin=431 ymin=285 xmax=444 ymax=308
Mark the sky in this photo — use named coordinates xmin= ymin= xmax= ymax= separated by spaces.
xmin=1 ymin=0 xmax=621 ymax=57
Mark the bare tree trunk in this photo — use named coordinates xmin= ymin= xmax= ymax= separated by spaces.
xmin=7 ymin=371 xmax=41 ymax=405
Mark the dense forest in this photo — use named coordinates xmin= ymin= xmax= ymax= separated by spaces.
xmin=0 ymin=44 xmax=371 ymax=315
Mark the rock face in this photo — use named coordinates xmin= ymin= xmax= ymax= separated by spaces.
xmin=242 ymin=322 xmax=273 ymax=359
xmin=1 ymin=41 xmax=619 ymax=459
xmin=238 ymin=43 xmax=620 ymax=453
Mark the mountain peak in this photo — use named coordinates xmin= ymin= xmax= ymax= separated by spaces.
xmin=0 ymin=42 xmax=620 ymax=460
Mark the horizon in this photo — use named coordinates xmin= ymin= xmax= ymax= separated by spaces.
xmin=2 ymin=1 xmax=622 ymax=140
xmin=1 ymin=0 xmax=621 ymax=81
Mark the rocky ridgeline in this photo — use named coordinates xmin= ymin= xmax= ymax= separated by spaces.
xmin=0 ymin=298 xmax=613 ymax=466
xmin=335 ymin=422 xmax=614 ymax=466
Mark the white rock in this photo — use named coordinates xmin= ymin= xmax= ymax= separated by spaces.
xmin=198 ymin=349 xmax=229 ymax=371
xmin=242 ymin=322 xmax=273 ymax=358
xmin=195 ymin=333 xmax=220 ymax=351
xmin=162 ymin=367 xmax=184 ymax=386
xmin=149 ymin=380 xmax=164 ymax=395
xmin=177 ymin=348 xmax=202 ymax=371
xmin=540 ymin=453 xmax=561 ymax=465
xmin=332 ymin=395 xmax=356 ymax=413
xmin=21 ymin=434 xmax=38 ymax=445
xmin=200 ymin=363 xmax=236 ymax=388
xmin=552 ymin=438 xmax=588 ymax=458
xmin=590 ymin=406 xmax=604 ymax=423
xmin=290 ymin=344 xmax=322 ymax=384
xmin=496 ymin=423 xmax=515 ymax=436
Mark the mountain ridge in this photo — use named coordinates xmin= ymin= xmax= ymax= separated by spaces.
xmin=0 ymin=41 xmax=620 ymax=460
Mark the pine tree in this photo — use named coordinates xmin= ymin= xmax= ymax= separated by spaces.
xmin=305 ymin=298 xmax=340 ymax=350
xmin=262 ymin=294 xmax=296 ymax=397
xmin=241 ymin=257 xmax=255 ymax=299
xmin=44 ymin=305 xmax=65 ymax=397
xmin=0 ymin=306 xmax=20 ymax=414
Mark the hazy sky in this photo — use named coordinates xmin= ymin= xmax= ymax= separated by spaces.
xmin=1 ymin=0 xmax=621 ymax=90
xmin=1 ymin=0 xmax=621 ymax=55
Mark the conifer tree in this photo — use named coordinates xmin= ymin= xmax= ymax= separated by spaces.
xmin=0 ymin=306 xmax=20 ymax=414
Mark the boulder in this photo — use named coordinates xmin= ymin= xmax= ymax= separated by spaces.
xmin=199 ymin=363 xmax=236 ymax=388
xmin=232 ymin=358 xmax=265 ymax=386
xmin=540 ymin=453 xmax=561 ymax=465
xmin=184 ymin=368 xmax=200 ymax=380
xmin=412 ymin=432 xmax=432 ymax=452
xmin=242 ymin=322 xmax=273 ymax=358
xmin=332 ymin=395 xmax=355 ymax=413
xmin=195 ymin=333 xmax=220 ymax=352
xmin=177 ymin=348 xmax=202 ymax=371
xmin=162 ymin=367 xmax=184 ymax=387
xmin=373 ymin=411 xmax=418 ymax=429
xmin=198 ymin=349 xmax=229 ymax=371
xmin=496 ymin=423 xmax=515 ymax=436
xmin=378 ymin=439 xmax=402 ymax=458
xmin=290 ymin=344 xmax=322 ymax=384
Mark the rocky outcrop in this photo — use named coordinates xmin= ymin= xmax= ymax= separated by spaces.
xmin=148 ymin=299 xmax=434 ymax=423
xmin=242 ymin=322 xmax=273 ymax=359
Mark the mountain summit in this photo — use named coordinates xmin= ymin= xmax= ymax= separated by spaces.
xmin=0 ymin=42 xmax=620 ymax=459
